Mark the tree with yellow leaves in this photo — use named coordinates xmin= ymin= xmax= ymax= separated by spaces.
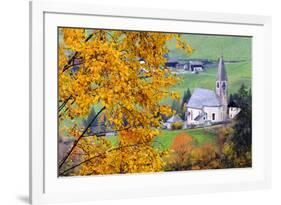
xmin=58 ymin=28 xmax=192 ymax=176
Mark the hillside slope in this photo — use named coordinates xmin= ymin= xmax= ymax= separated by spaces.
xmin=172 ymin=61 xmax=251 ymax=95
xmin=167 ymin=34 xmax=252 ymax=61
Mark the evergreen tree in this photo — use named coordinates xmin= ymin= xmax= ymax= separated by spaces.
xmin=172 ymin=99 xmax=181 ymax=114
xmin=178 ymin=88 xmax=191 ymax=120
xmin=232 ymin=84 xmax=252 ymax=155
xmin=181 ymin=88 xmax=191 ymax=109
xmin=229 ymin=93 xmax=233 ymax=104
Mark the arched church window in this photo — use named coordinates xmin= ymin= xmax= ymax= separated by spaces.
xmin=222 ymin=82 xmax=226 ymax=90
xmin=212 ymin=113 xmax=215 ymax=121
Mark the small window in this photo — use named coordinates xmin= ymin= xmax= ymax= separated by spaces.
xmin=212 ymin=113 xmax=215 ymax=120
xmin=216 ymin=82 xmax=219 ymax=88
xmin=222 ymin=82 xmax=226 ymax=90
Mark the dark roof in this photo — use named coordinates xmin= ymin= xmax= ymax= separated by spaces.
xmin=187 ymin=88 xmax=222 ymax=109
xmin=217 ymin=56 xmax=228 ymax=81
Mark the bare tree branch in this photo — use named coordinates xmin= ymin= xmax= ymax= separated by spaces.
xmin=58 ymin=95 xmax=73 ymax=112
xmin=58 ymin=106 xmax=106 ymax=169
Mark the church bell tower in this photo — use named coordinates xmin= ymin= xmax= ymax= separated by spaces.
xmin=215 ymin=56 xmax=228 ymax=120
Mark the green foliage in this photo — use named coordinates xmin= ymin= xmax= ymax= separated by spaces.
xmin=221 ymin=141 xmax=252 ymax=168
xmin=169 ymin=88 xmax=191 ymax=120
xmin=171 ymin=99 xmax=185 ymax=120
xmin=232 ymin=84 xmax=252 ymax=155
xmin=181 ymin=89 xmax=191 ymax=107
xmin=171 ymin=100 xmax=181 ymax=114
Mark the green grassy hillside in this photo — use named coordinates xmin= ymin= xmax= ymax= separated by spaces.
xmin=172 ymin=61 xmax=251 ymax=95
xmin=167 ymin=34 xmax=252 ymax=61
xmin=153 ymin=128 xmax=217 ymax=151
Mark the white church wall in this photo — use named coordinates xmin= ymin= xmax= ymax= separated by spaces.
xmin=203 ymin=106 xmax=223 ymax=122
xmin=186 ymin=107 xmax=202 ymax=125
xmin=187 ymin=106 xmax=225 ymax=125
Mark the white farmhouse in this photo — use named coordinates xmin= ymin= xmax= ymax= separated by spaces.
xmin=186 ymin=56 xmax=229 ymax=126
xmin=164 ymin=115 xmax=183 ymax=130
xmin=228 ymin=101 xmax=241 ymax=119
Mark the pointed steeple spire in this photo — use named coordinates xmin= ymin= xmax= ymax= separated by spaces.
xmin=217 ymin=55 xmax=228 ymax=81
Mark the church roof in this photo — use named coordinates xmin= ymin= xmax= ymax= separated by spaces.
xmin=217 ymin=56 xmax=228 ymax=81
xmin=187 ymin=88 xmax=222 ymax=109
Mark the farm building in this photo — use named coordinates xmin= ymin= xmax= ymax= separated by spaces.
xmin=228 ymin=101 xmax=241 ymax=119
xmin=176 ymin=63 xmax=189 ymax=70
xmin=165 ymin=58 xmax=178 ymax=68
xmin=164 ymin=115 xmax=183 ymax=130
xmin=187 ymin=60 xmax=204 ymax=72
xmin=166 ymin=58 xmax=205 ymax=73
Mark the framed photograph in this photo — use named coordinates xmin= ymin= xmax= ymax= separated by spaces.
xmin=30 ymin=0 xmax=272 ymax=204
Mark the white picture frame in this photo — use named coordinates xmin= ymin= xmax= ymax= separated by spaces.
xmin=29 ymin=0 xmax=272 ymax=204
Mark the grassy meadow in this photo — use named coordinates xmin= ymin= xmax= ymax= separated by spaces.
xmin=171 ymin=61 xmax=251 ymax=96
xmin=153 ymin=127 xmax=217 ymax=151
xmin=168 ymin=34 xmax=252 ymax=61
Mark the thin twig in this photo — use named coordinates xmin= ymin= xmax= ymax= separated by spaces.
xmin=58 ymin=106 xmax=106 ymax=169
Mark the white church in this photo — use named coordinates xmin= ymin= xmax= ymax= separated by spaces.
xmin=185 ymin=56 xmax=240 ymax=126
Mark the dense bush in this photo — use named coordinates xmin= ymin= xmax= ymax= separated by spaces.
xmin=165 ymin=133 xmax=193 ymax=171
xmin=171 ymin=121 xmax=183 ymax=130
